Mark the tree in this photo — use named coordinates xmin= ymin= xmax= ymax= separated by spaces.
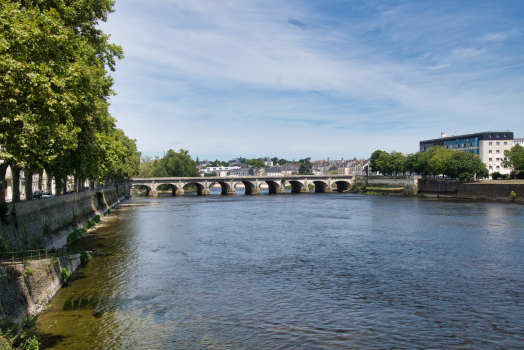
xmin=503 ymin=144 xmax=524 ymax=174
xmin=389 ymin=151 xmax=407 ymax=175
xmin=418 ymin=146 xmax=443 ymax=174
xmin=376 ymin=152 xmax=391 ymax=174
xmin=298 ymin=158 xmax=313 ymax=175
xmin=277 ymin=158 xmax=290 ymax=166
xmin=370 ymin=150 xmax=385 ymax=173
xmin=426 ymin=147 xmax=454 ymax=175
xmin=246 ymin=158 xmax=265 ymax=168
xmin=445 ymin=152 xmax=488 ymax=180
xmin=405 ymin=153 xmax=423 ymax=174
xmin=139 ymin=155 xmax=152 ymax=177
xmin=271 ymin=157 xmax=278 ymax=166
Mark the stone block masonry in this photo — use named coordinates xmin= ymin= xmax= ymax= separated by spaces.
xmin=0 ymin=188 xmax=124 ymax=252
xmin=0 ymin=254 xmax=81 ymax=323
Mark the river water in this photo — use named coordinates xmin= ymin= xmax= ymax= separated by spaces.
xmin=37 ymin=189 xmax=524 ymax=349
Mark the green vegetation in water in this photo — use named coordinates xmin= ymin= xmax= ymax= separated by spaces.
xmin=67 ymin=216 xmax=101 ymax=243
xmin=510 ymin=191 xmax=517 ymax=202
xmin=80 ymin=251 xmax=92 ymax=264
xmin=366 ymin=186 xmax=403 ymax=190
xmin=60 ymin=268 xmax=70 ymax=281
xmin=0 ymin=316 xmax=40 ymax=350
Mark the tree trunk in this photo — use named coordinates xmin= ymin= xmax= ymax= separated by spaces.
xmin=38 ymin=169 xmax=44 ymax=191
xmin=0 ymin=162 xmax=8 ymax=203
xmin=89 ymin=180 xmax=94 ymax=190
xmin=63 ymin=176 xmax=68 ymax=194
xmin=46 ymin=173 xmax=53 ymax=194
xmin=55 ymin=177 xmax=61 ymax=196
xmin=25 ymin=169 xmax=34 ymax=201
xmin=11 ymin=164 xmax=21 ymax=203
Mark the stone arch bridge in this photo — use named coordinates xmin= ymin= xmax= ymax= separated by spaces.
xmin=125 ymin=175 xmax=355 ymax=196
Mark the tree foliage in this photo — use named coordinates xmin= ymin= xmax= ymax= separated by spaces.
xmin=298 ymin=157 xmax=313 ymax=175
xmin=0 ymin=0 xmax=136 ymax=201
xmin=148 ymin=149 xmax=199 ymax=177
xmin=370 ymin=146 xmax=489 ymax=180
xmin=246 ymin=158 xmax=265 ymax=168
xmin=503 ymin=144 xmax=524 ymax=174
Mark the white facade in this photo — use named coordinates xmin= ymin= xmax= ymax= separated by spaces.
xmin=514 ymin=138 xmax=524 ymax=146
xmin=479 ymin=139 xmax=512 ymax=175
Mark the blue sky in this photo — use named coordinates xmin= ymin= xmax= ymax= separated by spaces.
xmin=100 ymin=0 xmax=524 ymax=161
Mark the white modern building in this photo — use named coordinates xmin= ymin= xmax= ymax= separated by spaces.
xmin=420 ymin=132 xmax=514 ymax=176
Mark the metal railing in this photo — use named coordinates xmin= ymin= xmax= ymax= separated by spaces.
xmin=0 ymin=246 xmax=69 ymax=265
xmin=467 ymin=180 xmax=524 ymax=185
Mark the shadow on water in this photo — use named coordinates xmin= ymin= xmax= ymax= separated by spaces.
xmin=39 ymin=334 xmax=69 ymax=349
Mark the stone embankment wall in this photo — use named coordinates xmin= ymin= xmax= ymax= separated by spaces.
xmin=417 ymin=178 xmax=461 ymax=195
xmin=354 ymin=176 xmax=419 ymax=195
xmin=0 ymin=188 xmax=123 ymax=251
xmin=0 ymin=254 xmax=81 ymax=323
xmin=457 ymin=184 xmax=524 ymax=202
xmin=417 ymin=178 xmax=524 ymax=202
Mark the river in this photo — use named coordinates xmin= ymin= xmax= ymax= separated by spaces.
xmin=37 ymin=189 xmax=524 ymax=349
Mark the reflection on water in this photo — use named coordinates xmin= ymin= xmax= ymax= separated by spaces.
xmin=37 ymin=190 xmax=524 ymax=349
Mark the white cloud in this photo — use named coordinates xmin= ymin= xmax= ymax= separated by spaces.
xmin=100 ymin=0 xmax=524 ymax=159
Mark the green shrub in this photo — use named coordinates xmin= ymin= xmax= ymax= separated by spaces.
xmin=492 ymin=172 xmax=503 ymax=180
xmin=92 ymin=215 xmax=101 ymax=223
xmin=419 ymin=193 xmax=425 ymax=198
xmin=107 ymin=208 xmax=112 ymax=214
xmin=22 ymin=266 xmax=34 ymax=277
xmin=60 ymin=268 xmax=70 ymax=281
xmin=49 ymin=256 xmax=58 ymax=267
xmin=80 ymin=251 xmax=92 ymax=264
xmin=510 ymin=191 xmax=517 ymax=202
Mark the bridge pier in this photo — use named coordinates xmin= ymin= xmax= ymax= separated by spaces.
xmin=221 ymin=187 xmax=236 ymax=195
xmin=172 ymin=189 xmax=184 ymax=196
xmin=149 ymin=190 xmax=159 ymax=197
xmin=199 ymin=188 xmax=210 ymax=196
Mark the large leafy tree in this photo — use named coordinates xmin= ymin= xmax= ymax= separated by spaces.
xmin=1 ymin=0 xmax=128 ymax=201
xmin=445 ymin=152 xmax=488 ymax=180
xmin=426 ymin=147 xmax=454 ymax=175
xmin=247 ymin=158 xmax=265 ymax=168
xmin=503 ymin=144 xmax=524 ymax=174
xmin=150 ymin=149 xmax=199 ymax=178
xmin=298 ymin=157 xmax=313 ymax=175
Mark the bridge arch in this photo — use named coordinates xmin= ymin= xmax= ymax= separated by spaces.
xmin=311 ymin=180 xmax=331 ymax=193
xmin=131 ymin=184 xmax=152 ymax=196
xmin=234 ymin=180 xmax=259 ymax=195
xmin=332 ymin=180 xmax=351 ymax=192
xmin=209 ymin=181 xmax=236 ymax=195
xmin=288 ymin=180 xmax=308 ymax=193
xmin=259 ymin=179 xmax=285 ymax=194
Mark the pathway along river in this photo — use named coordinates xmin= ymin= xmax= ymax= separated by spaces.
xmin=37 ymin=188 xmax=524 ymax=349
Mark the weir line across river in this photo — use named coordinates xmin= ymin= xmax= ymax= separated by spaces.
xmin=125 ymin=175 xmax=355 ymax=196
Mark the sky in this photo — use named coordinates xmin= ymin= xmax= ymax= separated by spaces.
xmin=99 ymin=0 xmax=524 ymax=161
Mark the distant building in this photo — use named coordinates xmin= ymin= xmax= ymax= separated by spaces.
xmin=261 ymin=157 xmax=272 ymax=166
xmin=264 ymin=167 xmax=282 ymax=176
xmin=420 ymin=132 xmax=514 ymax=176
xmin=514 ymin=138 xmax=524 ymax=146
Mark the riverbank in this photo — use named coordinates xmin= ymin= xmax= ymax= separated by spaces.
xmin=351 ymin=176 xmax=524 ymax=203
xmin=0 ymin=188 xmax=125 ymax=252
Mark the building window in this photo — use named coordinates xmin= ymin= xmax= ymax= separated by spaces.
xmin=504 ymin=134 xmax=507 ymax=137
xmin=496 ymin=150 xmax=500 ymax=154
xmin=496 ymin=158 xmax=499 ymax=161
xmin=489 ymin=150 xmax=492 ymax=153
xmin=489 ymin=134 xmax=492 ymax=138
xmin=489 ymin=158 xmax=492 ymax=161
xmin=496 ymin=142 xmax=500 ymax=145
xmin=489 ymin=166 xmax=493 ymax=169
xmin=504 ymin=142 xmax=507 ymax=145
xmin=496 ymin=166 xmax=500 ymax=169
xmin=497 ymin=134 xmax=500 ymax=138
xmin=489 ymin=142 xmax=492 ymax=145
